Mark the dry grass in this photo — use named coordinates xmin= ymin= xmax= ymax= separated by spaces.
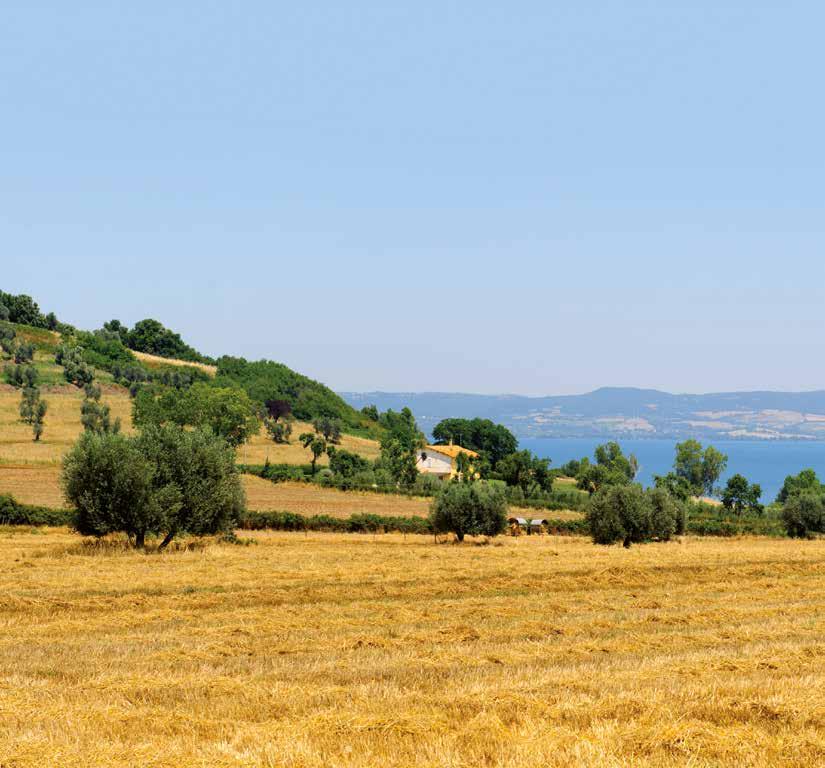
xmin=0 ymin=389 xmax=379 ymax=469
xmin=0 ymin=465 xmax=64 ymax=507
xmin=0 ymin=388 xmax=134 ymax=466
xmin=236 ymin=421 xmax=380 ymax=466
xmin=1 ymin=531 xmax=824 ymax=767
xmin=131 ymin=350 xmax=218 ymax=375
xmin=241 ymin=476 xmax=583 ymax=521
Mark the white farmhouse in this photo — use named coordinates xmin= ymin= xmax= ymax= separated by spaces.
xmin=416 ymin=444 xmax=479 ymax=481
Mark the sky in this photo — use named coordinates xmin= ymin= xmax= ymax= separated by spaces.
xmin=2 ymin=2 xmax=824 ymax=396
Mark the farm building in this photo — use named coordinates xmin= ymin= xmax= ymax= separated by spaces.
xmin=416 ymin=444 xmax=479 ymax=481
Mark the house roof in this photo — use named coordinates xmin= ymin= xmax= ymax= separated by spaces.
xmin=425 ymin=444 xmax=479 ymax=459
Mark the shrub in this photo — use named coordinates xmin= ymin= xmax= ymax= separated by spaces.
xmin=329 ymin=448 xmax=370 ymax=479
xmin=782 ymin=492 xmax=825 ymax=538
xmin=429 ymin=482 xmax=508 ymax=542
xmin=587 ymin=485 xmax=678 ymax=547
xmin=0 ymin=494 xmax=72 ymax=526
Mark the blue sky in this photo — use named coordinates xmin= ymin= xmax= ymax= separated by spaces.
xmin=2 ymin=2 xmax=823 ymax=395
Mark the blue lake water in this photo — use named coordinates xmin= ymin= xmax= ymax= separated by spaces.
xmin=520 ymin=438 xmax=825 ymax=503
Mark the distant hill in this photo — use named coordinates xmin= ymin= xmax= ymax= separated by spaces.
xmin=341 ymin=387 xmax=825 ymax=441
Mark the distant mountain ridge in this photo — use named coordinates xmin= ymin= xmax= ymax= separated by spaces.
xmin=341 ymin=387 xmax=825 ymax=441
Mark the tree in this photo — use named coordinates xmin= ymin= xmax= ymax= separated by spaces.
xmin=19 ymin=386 xmax=47 ymax=441
xmin=62 ymin=432 xmax=159 ymax=548
xmin=0 ymin=303 xmax=8 ymax=321
xmin=432 ymin=418 xmax=518 ymax=466
xmin=587 ymin=485 xmax=678 ymax=547
xmin=378 ymin=407 xmax=424 ymax=487
xmin=135 ymin=425 xmax=245 ymax=550
xmin=4 ymin=364 xmax=37 ymax=389
xmin=782 ymin=492 xmax=825 ymax=538
xmin=329 ymin=449 xmax=370 ymax=479
xmin=299 ymin=432 xmax=328 ymax=474
xmin=132 ymin=383 xmax=259 ymax=447
xmin=673 ymin=440 xmax=727 ymax=497
xmin=576 ymin=442 xmax=637 ymax=494
xmin=62 ymin=428 xmax=244 ymax=549
xmin=56 ymin=345 xmax=94 ymax=387
xmin=429 ymin=482 xmax=508 ymax=542
xmin=264 ymin=398 xmax=292 ymax=421
xmin=313 ymin=416 xmax=342 ymax=444
xmin=495 ymin=450 xmax=552 ymax=494
xmin=81 ymin=383 xmax=121 ymax=435
xmin=776 ymin=469 xmax=824 ymax=504
xmin=721 ymin=474 xmax=763 ymax=516
xmin=264 ymin=417 xmax=292 ymax=444
xmin=13 ymin=341 xmax=34 ymax=364
xmin=361 ymin=404 xmax=379 ymax=421
xmin=126 ymin=318 xmax=209 ymax=363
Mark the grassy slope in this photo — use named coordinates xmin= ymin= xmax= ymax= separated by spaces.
xmin=1 ymin=530 xmax=824 ymax=767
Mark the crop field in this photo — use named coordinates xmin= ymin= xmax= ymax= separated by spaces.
xmin=1 ymin=530 xmax=824 ymax=767
xmin=241 ymin=476 xmax=583 ymax=521
xmin=0 ymin=389 xmax=380 ymax=505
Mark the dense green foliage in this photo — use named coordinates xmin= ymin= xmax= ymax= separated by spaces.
xmin=721 ymin=474 xmax=763 ymax=516
xmin=432 ymin=418 xmax=517 ymax=465
xmin=103 ymin=318 xmax=212 ymax=363
xmin=781 ymin=492 xmax=825 ymax=538
xmin=62 ymin=427 xmax=244 ymax=548
xmin=238 ymin=510 xmax=433 ymax=534
xmin=0 ymin=290 xmax=57 ymax=329
xmin=587 ymin=484 xmax=680 ymax=547
xmin=80 ymin=383 xmax=121 ymax=435
xmin=0 ymin=494 xmax=72 ymax=526
xmin=495 ymin=450 xmax=553 ymax=494
xmin=776 ymin=468 xmax=825 ymax=504
xmin=377 ymin=407 xmax=424 ymax=487
xmin=575 ymin=441 xmax=638 ymax=493
xmin=132 ymin=382 xmax=259 ymax=446
xmin=214 ymin=356 xmax=372 ymax=434
xmin=135 ymin=425 xmax=245 ymax=548
xmin=428 ymin=482 xmax=508 ymax=541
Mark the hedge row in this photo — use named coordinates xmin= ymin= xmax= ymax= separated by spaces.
xmin=0 ymin=494 xmax=74 ymax=526
xmin=237 ymin=510 xmax=433 ymax=534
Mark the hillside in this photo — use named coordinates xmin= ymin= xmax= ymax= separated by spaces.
xmin=343 ymin=387 xmax=825 ymax=441
xmin=0 ymin=288 xmax=378 ymax=438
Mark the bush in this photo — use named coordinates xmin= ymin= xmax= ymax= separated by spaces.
xmin=587 ymin=485 xmax=678 ymax=547
xmin=0 ymin=494 xmax=72 ymax=526
xmin=329 ymin=448 xmax=371 ymax=479
xmin=429 ymin=482 xmax=508 ymax=542
xmin=781 ymin=492 xmax=825 ymax=538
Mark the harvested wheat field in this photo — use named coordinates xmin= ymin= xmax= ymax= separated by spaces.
xmin=241 ymin=476 xmax=584 ymax=522
xmin=1 ymin=531 xmax=824 ymax=767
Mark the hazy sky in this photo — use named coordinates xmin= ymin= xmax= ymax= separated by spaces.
xmin=3 ymin=2 xmax=823 ymax=395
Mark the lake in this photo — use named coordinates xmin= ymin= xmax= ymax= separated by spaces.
xmin=520 ymin=438 xmax=825 ymax=503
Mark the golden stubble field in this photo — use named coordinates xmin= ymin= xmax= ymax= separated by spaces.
xmin=1 ymin=530 xmax=824 ymax=767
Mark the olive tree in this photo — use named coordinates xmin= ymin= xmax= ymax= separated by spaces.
xmin=782 ymin=492 xmax=825 ymax=539
xmin=62 ymin=432 xmax=160 ymax=548
xmin=587 ymin=485 xmax=679 ymax=547
xmin=429 ymin=482 xmax=508 ymax=542
xmin=62 ymin=427 xmax=245 ymax=549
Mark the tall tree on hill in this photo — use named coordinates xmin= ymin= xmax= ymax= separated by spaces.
xmin=432 ymin=418 xmax=518 ymax=466
xmin=299 ymin=431 xmax=329 ymax=474
xmin=378 ymin=407 xmax=424 ymax=487
xmin=673 ymin=440 xmax=728 ymax=498
xmin=19 ymin=385 xmax=47 ymax=441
